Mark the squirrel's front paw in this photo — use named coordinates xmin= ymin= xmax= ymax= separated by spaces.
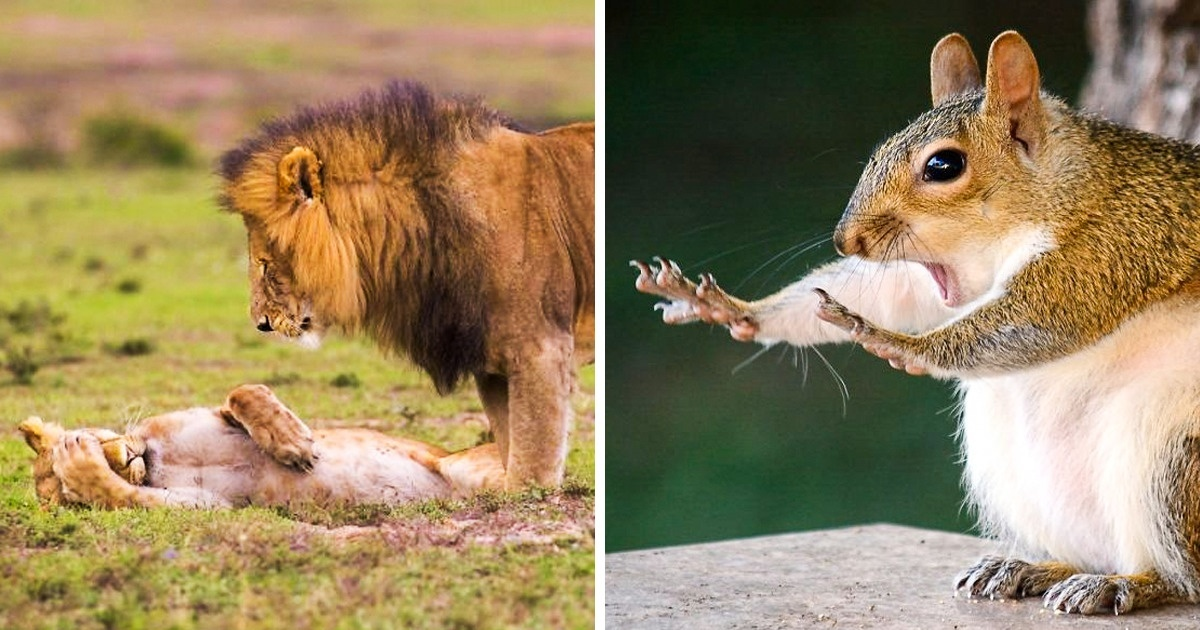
xmin=955 ymin=556 xmax=1073 ymax=601
xmin=814 ymin=288 xmax=929 ymax=375
xmin=51 ymin=432 xmax=131 ymax=504
xmin=631 ymin=257 xmax=758 ymax=341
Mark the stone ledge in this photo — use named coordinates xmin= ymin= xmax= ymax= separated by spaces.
xmin=605 ymin=524 xmax=1200 ymax=628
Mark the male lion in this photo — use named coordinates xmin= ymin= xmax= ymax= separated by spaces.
xmin=19 ymin=384 xmax=503 ymax=508
xmin=218 ymin=82 xmax=594 ymax=489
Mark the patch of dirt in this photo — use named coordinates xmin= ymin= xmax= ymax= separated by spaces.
xmin=297 ymin=492 xmax=594 ymax=551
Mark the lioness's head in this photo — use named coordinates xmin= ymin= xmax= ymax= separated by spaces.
xmin=18 ymin=417 xmax=147 ymax=506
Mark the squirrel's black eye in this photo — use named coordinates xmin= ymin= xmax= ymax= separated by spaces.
xmin=922 ymin=149 xmax=966 ymax=182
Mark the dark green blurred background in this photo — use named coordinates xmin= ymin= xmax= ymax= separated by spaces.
xmin=607 ymin=1 xmax=1089 ymax=551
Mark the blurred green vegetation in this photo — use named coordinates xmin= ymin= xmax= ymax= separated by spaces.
xmin=607 ymin=1 xmax=1089 ymax=551
xmin=81 ymin=111 xmax=194 ymax=168
xmin=0 ymin=1 xmax=594 ymax=161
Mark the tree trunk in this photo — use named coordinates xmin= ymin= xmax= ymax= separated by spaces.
xmin=1082 ymin=0 xmax=1200 ymax=143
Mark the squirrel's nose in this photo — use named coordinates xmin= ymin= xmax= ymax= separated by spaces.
xmin=256 ymin=317 xmax=273 ymax=332
xmin=832 ymin=229 xmax=862 ymax=257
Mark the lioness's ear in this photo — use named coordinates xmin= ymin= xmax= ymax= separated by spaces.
xmin=18 ymin=416 xmax=54 ymax=455
xmin=278 ymin=146 xmax=323 ymax=202
xmin=983 ymin=31 xmax=1044 ymax=156
xmin=930 ymin=33 xmax=981 ymax=106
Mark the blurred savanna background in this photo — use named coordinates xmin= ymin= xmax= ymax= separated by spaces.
xmin=0 ymin=2 xmax=593 ymax=628
xmin=607 ymin=1 xmax=1091 ymax=552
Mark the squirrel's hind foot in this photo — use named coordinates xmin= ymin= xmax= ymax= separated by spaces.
xmin=957 ymin=556 xmax=1186 ymax=614
xmin=1042 ymin=571 xmax=1185 ymax=615
xmin=954 ymin=556 xmax=1074 ymax=601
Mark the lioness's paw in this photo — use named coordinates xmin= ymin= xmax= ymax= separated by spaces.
xmin=224 ymin=384 xmax=317 ymax=472
xmin=245 ymin=412 xmax=316 ymax=472
xmin=51 ymin=432 xmax=131 ymax=504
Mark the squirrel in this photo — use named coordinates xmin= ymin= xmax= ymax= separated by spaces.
xmin=632 ymin=31 xmax=1200 ymax=615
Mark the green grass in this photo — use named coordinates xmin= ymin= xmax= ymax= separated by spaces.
xmin=0 ymin=168 xmax=594 ymax=628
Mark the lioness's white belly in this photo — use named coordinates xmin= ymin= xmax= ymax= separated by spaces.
xmin=137 ymin=408 xmax=450 ymax=506
xmin=960 ymin=296 xmax=1200 ymax=585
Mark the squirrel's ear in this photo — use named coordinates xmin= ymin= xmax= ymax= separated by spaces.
xmin=277 ymin=146 xmax=323 ymax=203
xmin=983 ymin=31 xmax=1044 ymax=155
xmin=930 ymin=33 xmax=981 ymax=106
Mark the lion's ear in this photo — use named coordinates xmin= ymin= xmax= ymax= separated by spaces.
xmin=278 ymin=146 xmax=323 ymax=203
xmin=18 ymin=416 xmax=58 ymax=455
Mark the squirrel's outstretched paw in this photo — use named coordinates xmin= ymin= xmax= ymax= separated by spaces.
xmin=632 ymin=257 xmax=758 ymax=340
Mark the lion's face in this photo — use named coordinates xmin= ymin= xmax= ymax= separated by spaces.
xmin=246 ymin=223 xmax=322 ymax=349
xmin=19 ymin=418 xmax=147 ymax=506
xmin=225 ymin=145 xmax=371 ymax=350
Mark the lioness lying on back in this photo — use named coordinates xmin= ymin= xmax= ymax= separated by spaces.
xmin=19 ymin=384 xmax=503 ymax=508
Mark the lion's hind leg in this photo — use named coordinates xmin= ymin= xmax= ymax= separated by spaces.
xmin=220 ymin=384 xmax=316 ymax=471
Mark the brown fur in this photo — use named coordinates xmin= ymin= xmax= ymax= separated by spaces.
xmin=218 ymin=82 xmax=594 ymax=488
xmin=19 ymin=385 xmax=504 ymax=509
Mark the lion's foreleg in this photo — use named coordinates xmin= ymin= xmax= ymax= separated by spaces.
xmin=503 ymin=335 xmax=573 ymax=489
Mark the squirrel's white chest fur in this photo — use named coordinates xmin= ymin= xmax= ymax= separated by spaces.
xmin=743 ymin=257 xmax=1200 ymax=588
xmin=959 ymin=295 xmax=1200 ymax=585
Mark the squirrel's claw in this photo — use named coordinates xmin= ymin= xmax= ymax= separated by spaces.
xmin=815 ymin=288 xmax=930 ymax=375
xmin=632 ymin=257 xmax=759 ymax=340
xmin=1043 ymin=574 xmax=1134 ymax=615
xmin=814 ymin=288 xmax=869 ymax=336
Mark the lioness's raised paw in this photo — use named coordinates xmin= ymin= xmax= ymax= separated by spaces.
xmin=631 ymin=257 xmax=759 ymax=341
xmin=222 ymin=384 xmax=316 ymax=472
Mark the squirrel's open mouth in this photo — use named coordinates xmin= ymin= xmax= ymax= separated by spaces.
xmin=921 ymin=262 xmax=960 ymax=307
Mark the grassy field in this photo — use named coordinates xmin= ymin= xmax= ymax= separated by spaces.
xmin=0 ymin=168 xmax=594 ymax=628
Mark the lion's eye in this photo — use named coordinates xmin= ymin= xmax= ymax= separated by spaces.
xmin=922 ymin=149 xmax=965 ymax=182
